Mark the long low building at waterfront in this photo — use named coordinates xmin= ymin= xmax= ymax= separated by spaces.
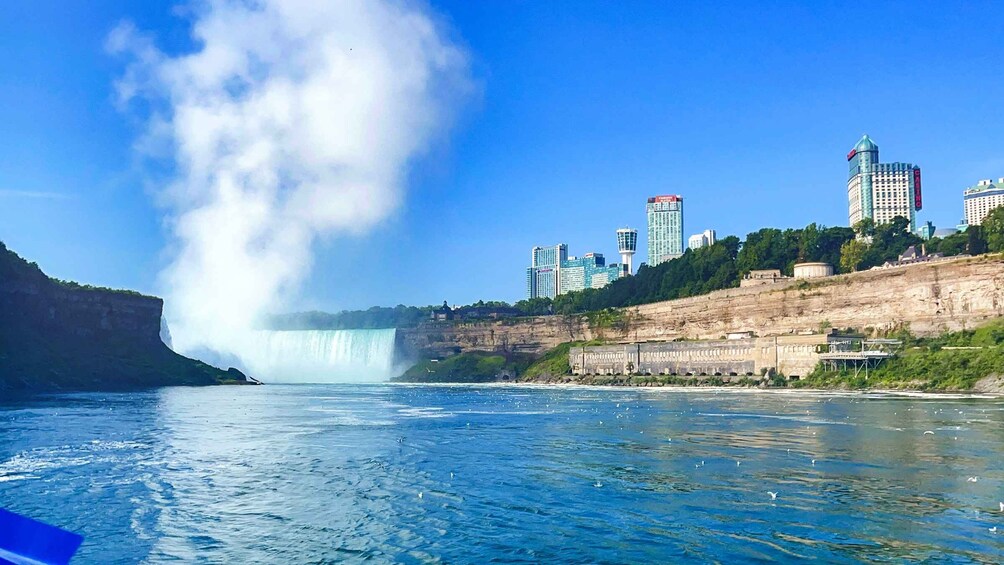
xmin=569 ymin=334 xmax=837 ymax=379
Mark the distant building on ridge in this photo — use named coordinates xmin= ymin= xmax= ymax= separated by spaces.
xmin=559 ymin=253 xmax=623 ymax=294
xmin=687 ymin=229 xmax=717 ymax=250
xmin=616 ymin=228 xmax=637 ymax=276
xmin=846 ymin=135 xmax=922 ymax=232
xmin=647 ymin=195 xmax=684 ymax=266
xmin=963 ymin=178 xmax=1004 ymax=226
xmin=526 ymin=244 xmax=567 ymax=300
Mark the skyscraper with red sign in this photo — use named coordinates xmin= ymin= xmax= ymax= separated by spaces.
xmin=646 ymin=195 xmax=684 ymax=266
xmin=847 ymin=135 xmax=922 ymax=232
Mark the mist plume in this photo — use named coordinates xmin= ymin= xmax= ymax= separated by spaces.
xmin=109 ymin=0 xmax=468 ymax=364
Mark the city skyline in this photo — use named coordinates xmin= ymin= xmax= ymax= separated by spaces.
xmin=1 ymin=2 xmax=1003 ymax=310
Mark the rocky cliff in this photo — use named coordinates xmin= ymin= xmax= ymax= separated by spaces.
xmin=0 ymin=241 xmax=244 ymax=392
xmin=399 ymin=254 xmax=1004 ymax=358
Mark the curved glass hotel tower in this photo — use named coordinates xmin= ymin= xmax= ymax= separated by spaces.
xmin=526 ymin=244 xmax=567 ymax=299
xmin=847 ymin=135 xmax=922 ymax=232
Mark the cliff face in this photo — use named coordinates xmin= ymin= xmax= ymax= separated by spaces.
xmin=0 ymin=242 xmax=237 ymax=391
xmin=399 ymin=255 xmax=1004 ymax=358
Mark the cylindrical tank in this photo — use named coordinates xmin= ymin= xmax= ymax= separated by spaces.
xmin=793 ymin=262 xmax=834 ymax=279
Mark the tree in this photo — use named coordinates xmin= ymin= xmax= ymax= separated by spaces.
xmin=982 ymin=206 xmax=1004 ymax=252
xmin=933 ymin=233 xmax=969 ymax=257
xmin=840 ymin=239 xmax=868 ymax=272
xmin=853 ymin=217 xmax=876 ymax=238
xmin=858 ymin=216 xmax=922 ymax=269
xmin=966 ymin=224 xmax=988 ymax=255
xmin=514 ymin=297 xmax=552 ymax=316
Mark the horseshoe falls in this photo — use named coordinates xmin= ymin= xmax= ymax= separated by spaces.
xmin=242 ymin=329 xmax=398 ymax=383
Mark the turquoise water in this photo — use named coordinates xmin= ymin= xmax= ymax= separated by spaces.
xmin=1 ymin=385 xmax=1003 ymax=563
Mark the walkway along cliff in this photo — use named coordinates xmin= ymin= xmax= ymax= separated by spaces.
xmin=397 ymin=255 xmax=1004 ymax=368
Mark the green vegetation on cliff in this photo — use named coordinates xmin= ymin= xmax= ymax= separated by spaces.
xmin=795 ymin=320 xmax=1004 ymax=391
xmin=271 ymin=210 xmax=1004 ymax=331
xmin=520 ymin=343 xmax=576 ymax=381
xmin=519 ymin=341 xmax=608 ymax=381
xmin=394 ymin=351 xmax=536 ymax=383
xmin=1 ymin=241 xmax=245 ymax=392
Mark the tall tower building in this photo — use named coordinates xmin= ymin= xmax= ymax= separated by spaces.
xmin=646 ymin=195 xmax=684 ymax=266
xmin=847 ymin=135 xmax=922 ymax=232
xmin=616 ymin=228 xmax=637 ymax=275
xmin=526 ymin=243 xmax=568 ymax=300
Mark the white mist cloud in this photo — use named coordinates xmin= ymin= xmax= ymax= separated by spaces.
xmin=110 ymin=0 xmax=469 ymax=363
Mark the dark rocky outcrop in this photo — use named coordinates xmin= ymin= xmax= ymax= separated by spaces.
xmin=0 ymin=241 xmax=251 ymax=392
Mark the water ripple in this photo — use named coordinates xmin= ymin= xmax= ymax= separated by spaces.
xmin=1 ymin=386 xmax=1003 ymax=563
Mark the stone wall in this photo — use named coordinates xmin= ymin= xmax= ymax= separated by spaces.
xmin=570 ymin=334 xmax=828 ymax=378
xmin=397 ymin=255 xmax=1004 ymax=359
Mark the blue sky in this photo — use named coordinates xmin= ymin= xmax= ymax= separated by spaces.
xmin=2 ymin=1 xmax=1004 ymax=311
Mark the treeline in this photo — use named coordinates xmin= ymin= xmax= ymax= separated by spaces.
xmin=270 ymin=210 xmax=1004 ymax=327
xmin=267 ymin=305 xmax=436 ymax=330
xmin=541 ymin=212 xmax=1004 ymax=315
xmin=544 ymin=222 xmax=853 ymax=314
xmin=267 ymin=300 xmax=515 ymax=330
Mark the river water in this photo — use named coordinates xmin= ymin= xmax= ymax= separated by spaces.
xmin=1 ymin=385 xmax=1002 ymax=563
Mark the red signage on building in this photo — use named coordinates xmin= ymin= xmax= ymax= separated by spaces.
xmin=913 ymin=168 xmax=923 ymax=210
xmin=846 ymin=149 xmax=857 ymax=161
xmin=648 ymin=195 xmax=682 ymax=203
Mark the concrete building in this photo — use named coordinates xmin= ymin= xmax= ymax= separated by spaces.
xmin=526 ymin=244 xmax=567 ymax=300
xmin=847 ymin=135 xmax=922 ymax=232
xmin=963 ymin=178 xmax=1004 ymax=226
xmin=569 ymin=334 xmax=839 ymax=379
xmin=740 ymin=269 xmax=788 ymax=287
xmin=916 ymin=221 xmax=936 ymax=240
xmin=647 ymin=195 xmax=684 ymax=266
xmin=616 ymin=228 xmax=637 ymax=276
xmin=559 ymin=253 xmax=622 ymax=294
xmin=793 ymin=262 xmax=834 ymax=279
xmin=687 ymin=229 xmax=717 ymax=250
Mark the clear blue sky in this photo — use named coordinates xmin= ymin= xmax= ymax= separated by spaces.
xmin=2 ymin=1 xmax=1003 ymax=311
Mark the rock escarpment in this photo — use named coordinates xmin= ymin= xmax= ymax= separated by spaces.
xmin=0 ymin=241 xmax=245 ymax=392
xmin=399 ymin=255 xmax=1004 ymax=358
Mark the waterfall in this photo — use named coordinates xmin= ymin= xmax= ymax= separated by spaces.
xmin=241 ymin=329 xmax=398 ymax=383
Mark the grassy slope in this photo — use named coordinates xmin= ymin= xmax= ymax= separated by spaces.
xmin=795 ymin=321 xmax=1004 ymax=391
xmin=394 ymin=351 xmax=536 ymax=383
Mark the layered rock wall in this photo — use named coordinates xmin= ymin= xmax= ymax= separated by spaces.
xmin=398 ymin=255 xmax=1004 ymax=358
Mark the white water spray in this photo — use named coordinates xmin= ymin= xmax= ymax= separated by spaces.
xmin=243 ymin=329 xmax=398 ymax=383
xmin=109 ymin=0 xmax=469 ymax=374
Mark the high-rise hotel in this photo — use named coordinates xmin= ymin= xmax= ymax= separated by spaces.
xmin=526 ymin=244 xmax=567 ymax=300
xmin=963 ymin=178 xmax=1004 ymax=226
xmin=646 ymin=195 xmax=684 ymax=266
xmin=847 ymin=135 xmax=922 ymax=232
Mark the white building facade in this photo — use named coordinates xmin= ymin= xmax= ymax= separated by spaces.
xmin=963 ymin=178 xmax=1004 ymax=226
xmin=687 ymin=229 xmax=717 ymax=250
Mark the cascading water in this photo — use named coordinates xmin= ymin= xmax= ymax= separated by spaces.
xmin=241 ymin=329 xmax=398 ymax=383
